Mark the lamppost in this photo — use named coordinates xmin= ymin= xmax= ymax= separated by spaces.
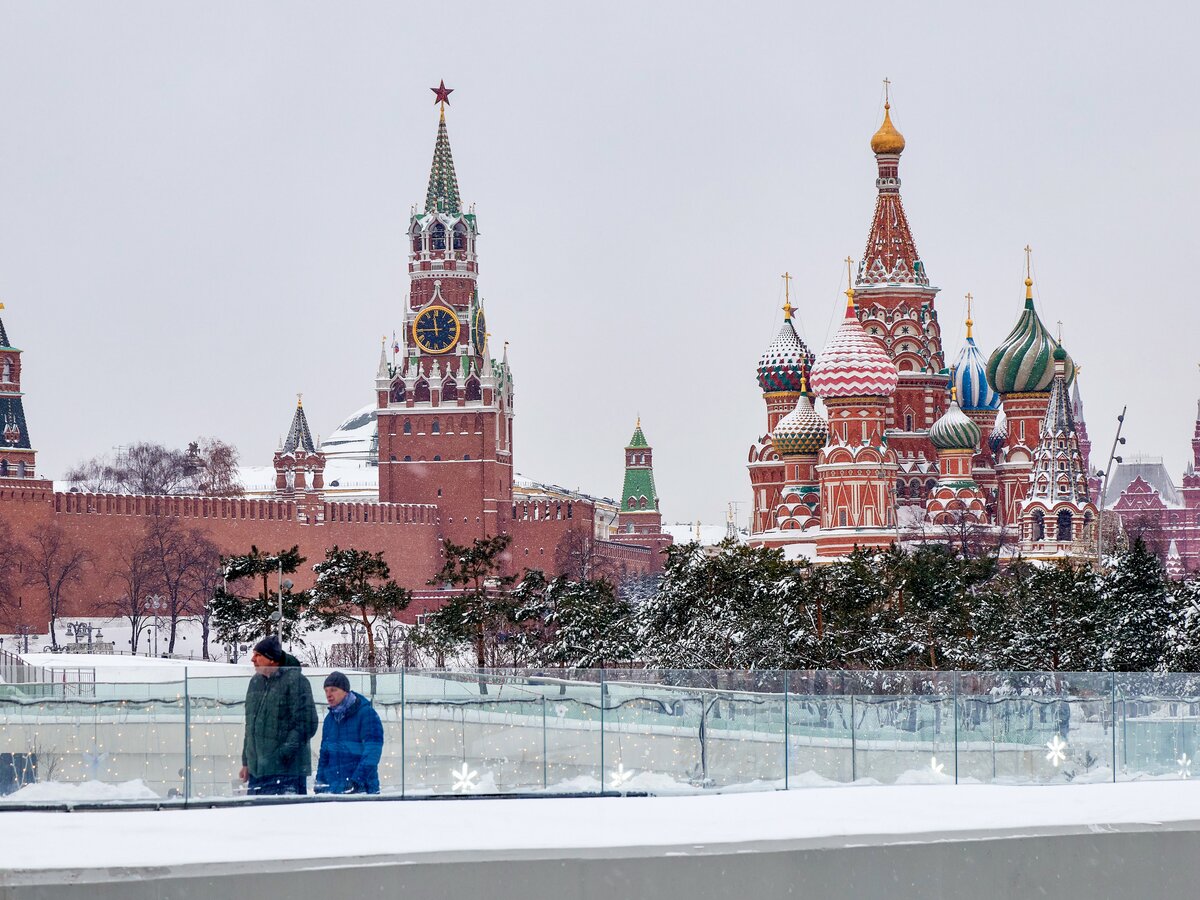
xmin=267 ymin=557 xmax=294 ymax=641
xmin=1095 ymin=406 xmax=1128 ymax=565
xmin=144 ymin=595 xmax=166 ymax=657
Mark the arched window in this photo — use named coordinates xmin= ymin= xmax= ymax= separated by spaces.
xmin=463 ymin=454 xmax=471 ymax=460
xmin=628 ymin=498 xmax=636 ymax=509
xmin=639 ymin=497 xmax=647 ymax=509
xmin=411 ymin=229 xmax=423 ymax=254
xmin=0 ymin=460 xmax=7 ymax=477
xmin=431 ymin=419 xmax=440 ymax=434
xmin=442 ymin=379 xmax=458 ymax=402
xmin=567 ymin=502 xmax=573 ymax=519
xmin=1 ymin=358 xmax=10 ymax=381
xmin=1031 ymin=510 xmax=1045 ymax=541
xmin=391 ymin=381 xmax=406 ymax=403
xmin=414 ymin=379 xmax=431 ymax=403
xmin=1057 ymin=510 xmax=1073 ymax=542
xmin=905 ymin=414 xmax=914 ymax=432
xmin=459 ymin=416 xmax=468 ymax=433
xmin=403 ymin=455 xmax=411 ymax=462
xmin=452 ymin=222 xmax=467 ymax=251
xmin=433 ymin=455 xmax=441 ymax=461
xmin=465 ymin=377 xmax=482 ymax=402
xmin=431 ymin=222 xmax=446 ymax=251
xmin=16 ymin=461 xmax=25 ymax=477
xmin=403 ymin=420 xmax=412 ymax=435
xmin=474 ymin=413 xmax=484 ymax=432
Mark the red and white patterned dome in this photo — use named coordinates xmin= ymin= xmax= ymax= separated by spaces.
xmin=810 ymin=301 xmax=899 ymax=399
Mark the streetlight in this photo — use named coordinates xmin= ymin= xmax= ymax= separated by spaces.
xmin=1095 ymin=406 xmax=1128 ymax=564
xmin=271 ymin=558 xmax=294 ymax=641
xmin=144 ymin=595 xmax=166 ymax=657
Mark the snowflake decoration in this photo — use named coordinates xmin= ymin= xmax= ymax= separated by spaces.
xmin=451 ymin=762 xmax=479 ymax=793
xmin=929 ymin=755 xmax=945 ymax=776
xmin=608 ymin=763 xmax=635 ymax=790
xmin=1045 ymin=734 xmax=1068 ymax=768
xmin=1179 ymin=753 xmax=1192 ymax=779
xmin=83 ymin=749 xmax=110 ymax=778
xmin=555 ymin=703 xmax=569 ymax=719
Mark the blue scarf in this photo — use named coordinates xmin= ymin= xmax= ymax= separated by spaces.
xmin=330 ymin=691 xmax=357 ymax=723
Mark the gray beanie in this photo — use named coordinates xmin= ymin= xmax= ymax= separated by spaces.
xmin=324 ymin=671 xmax=351 ymax=693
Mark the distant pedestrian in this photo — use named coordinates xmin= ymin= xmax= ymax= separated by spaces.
xmin=239 ymin=635 xmax=319 ymax=796
xmin=315 ymin=671 xmax=384 ymax=795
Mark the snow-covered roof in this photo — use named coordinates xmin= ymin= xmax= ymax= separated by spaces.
xmin=662 ymin=524 xmax=742 ymax=546
xmin=1107 ymin=457 xmax=1181 ymax=508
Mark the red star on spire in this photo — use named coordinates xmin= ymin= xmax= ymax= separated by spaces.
xmin=431 ymin=80 xmax=453 ymax=106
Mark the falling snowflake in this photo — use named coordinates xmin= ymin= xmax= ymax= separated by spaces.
xmin=1179 ymin=754 xmax=1192 ymax=779
xmin=1045 ymin=734 xmax=1068 ymax=767
xmin=451 ymin=762 xmax=479 ymax=793
xmin=929 ymin=756 xmax=945 ymax=776
xmin=608 ymin=763 xmax=635 ymax=790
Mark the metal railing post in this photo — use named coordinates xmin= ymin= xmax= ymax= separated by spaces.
xmin=953 ymin=673 xmax=959 ymax=785
xmin=400 ymin=668 xmax=406 ymax=797
xmin=183 ymin=668 xmax=192 ymax=803
xmin=783 ymin=670 xmax=790 ymax=790
xmin=599 ymin=670 xmax=606 ymax=794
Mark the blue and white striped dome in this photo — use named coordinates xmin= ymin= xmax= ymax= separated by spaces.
xmin=953 ymin=336 xmax=1000 ymax=411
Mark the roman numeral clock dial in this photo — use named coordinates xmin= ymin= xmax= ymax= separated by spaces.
xmin=412 ymin=306 xmax=460 ymax=354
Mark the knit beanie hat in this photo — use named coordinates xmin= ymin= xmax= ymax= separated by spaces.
xmin=324 ymin=671 xmax=351 ymax=693
xmin=252 ymin=635 xmax=285 ymax=663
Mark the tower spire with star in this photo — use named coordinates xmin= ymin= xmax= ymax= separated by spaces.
xmin=425 ymin=80 xmax=461 ymax=215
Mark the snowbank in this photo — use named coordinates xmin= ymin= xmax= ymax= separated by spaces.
xmin=4 ymin=779 xmax=158 ymax=803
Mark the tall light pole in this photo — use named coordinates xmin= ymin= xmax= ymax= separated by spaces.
xmin=270 ymin=557 xmax=294 ymax=641
xmin=144 ymin=594 xmax=165 ymax=657
xmin=1096 ymin=406 xmax=1128 ymax=565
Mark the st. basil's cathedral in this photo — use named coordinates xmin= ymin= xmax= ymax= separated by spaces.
xmin=748 ymin=95 xmax=1103 ymax=562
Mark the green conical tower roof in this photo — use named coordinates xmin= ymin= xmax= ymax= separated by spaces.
xmin=425 ymin=107 xmax=462 ymax=215
xmin=621 ymin=419 xmax=658 ymax=511
xmin=0 ymin=303 xmax=11 ymax=349
xmin=626 ymin=419 xmax=649 ymax=449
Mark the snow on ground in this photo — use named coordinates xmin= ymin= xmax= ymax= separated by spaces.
xmin=19 ymin=653 xmax=249 ymax=682
xmin=5 ymin=780 xmax=158 ymax=803
xmin=2 ymin=781 xmax=1200 ymax=871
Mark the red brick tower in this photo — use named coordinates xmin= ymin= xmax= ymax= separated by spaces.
xmin=853 ymin=91 xmax=947 ymax=506
xmin=273 ymin=395 xmax=326 ymax=523
xmin=376 ymin=85 xmax=514 ymax=543
xmin=615 ymin=420 xmax=672 ymax=568
xmin=810 ymin=277 xmax=900 ymax=557
xmin=0 ymin=303 xmax=41 ymax=482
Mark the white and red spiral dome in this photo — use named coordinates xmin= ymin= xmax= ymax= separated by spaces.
xmin=809 ymin=302 xmax=899 ymax=400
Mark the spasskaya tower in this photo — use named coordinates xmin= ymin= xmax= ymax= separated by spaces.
xmin=375 ymin=83 xmax=515 ymax=542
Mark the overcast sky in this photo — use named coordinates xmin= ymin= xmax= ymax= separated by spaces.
xmin=1 ymin=2 xmax=1196 ymax=527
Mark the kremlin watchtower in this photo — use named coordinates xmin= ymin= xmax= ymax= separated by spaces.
xmin=375 ymin=83 xmax=515 ymax=544
xmin=0 ymin=304 xmax=44 ymax=485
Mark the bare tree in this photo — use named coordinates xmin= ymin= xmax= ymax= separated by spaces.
xmin=65 ymin=439 xmax=244 ymax=497
xmin=143 ymin=516 xmax=223 ymax=654
xmin=183 ymin=534 xmax=223 ymax=660
xmin=24 ymin=524 xmax=92 ymax=649
xmin=103 ymin=534 xmax=160 ymax=655
xmin=0 ymin=520 xmax=24 ymax=630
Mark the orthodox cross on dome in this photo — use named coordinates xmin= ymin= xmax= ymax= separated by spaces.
xmin=781 ymin=271 xmax=795 ymax=320
xmin=965 ymin=292 xmax=974 ymax=338
xmin=883 ymin=77 xmax=891 ymax=104
xmin=844 ymin=257 xmax=856 ymax=309
xmin=296 ymin=392 xmax=303 ymax=408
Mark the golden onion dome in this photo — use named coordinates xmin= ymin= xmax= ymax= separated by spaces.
xmin=870 ymin=103 xmax=906 ymax=155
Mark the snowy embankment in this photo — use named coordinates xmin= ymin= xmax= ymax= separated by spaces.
xmin=1 ymin=781 xmax=1199 ymax=871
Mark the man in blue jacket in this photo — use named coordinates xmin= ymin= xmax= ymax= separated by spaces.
xmin=315 ymin=671 xmax=384 ymax=795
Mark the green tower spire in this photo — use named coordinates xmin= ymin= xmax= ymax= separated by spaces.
xmin=621 ymin=418 xmax=659 ymax=512
xmin=425 ymin=104 xmax=462 ymax=215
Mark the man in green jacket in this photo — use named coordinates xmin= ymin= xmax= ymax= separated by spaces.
xmin=239 ymin=635 xmax=319 ymax=796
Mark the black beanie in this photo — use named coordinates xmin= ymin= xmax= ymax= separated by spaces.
xmin=253 ymin=635 xmax=285 ymax=663
xmin=324 ymin=671 xmax=351 ymax=693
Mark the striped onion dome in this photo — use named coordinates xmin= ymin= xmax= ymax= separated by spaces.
xmin=757 ymin=317 xmax=812 ymax=394
xmin=810 ymin=299 xmax=899 ymax=399
xmin=771 ymin=391 xmax=828 ymax=456
xmin=985 ymin=283 xmax=1075 ymax=394
xmin=929 ymin=396 xmax=981 ymax=451
xmin=953 ymin=336 xmax=1000 ymax=411
xmin=989 ymin=407 xmax=1008 ymax=453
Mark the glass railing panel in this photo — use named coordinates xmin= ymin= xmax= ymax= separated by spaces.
xmin=785 ymin=670 xmax=856 ymax=785
xmin=1114 ymin=673 xmax=1200 ymax=781
xmin=0 ymin=667 xmax=187 ymax=805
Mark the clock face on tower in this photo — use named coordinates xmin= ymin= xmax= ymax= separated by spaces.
xmin=473 ymin=307 xmax=487 ymax=356
xmin=412 ymin=306 xmax=460 ymax=354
